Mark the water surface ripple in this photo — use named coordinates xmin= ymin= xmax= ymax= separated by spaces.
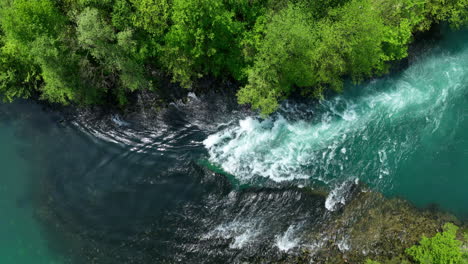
xmin=0 ymin=29 xmax=467 ymax=264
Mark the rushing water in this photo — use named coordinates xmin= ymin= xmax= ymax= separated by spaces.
xmin=205 ymin=28 xmax=468 ymax=217
xmin=0 ymin=28 xmax=467 ymax=263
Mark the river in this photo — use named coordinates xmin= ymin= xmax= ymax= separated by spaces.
xmin=0 ymin=28 xmax=467 ymax=263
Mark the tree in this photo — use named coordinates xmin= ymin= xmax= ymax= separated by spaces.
xmin=0 ymin=0 xmax=79 ymax=103
xmin=127 ymin=0 xmax=171 ymax=37
xmin=237 ymin=0 xmax=390 ymax=115
xmin=0 ymin=33 xmax=40 ymax=102
xmin=237 ymin=3 xmax=316 ymax=115
xmin=76 ymin=7 xmax=148 ymax=104
xmin=161 ymin=0 xmax=244 ymax=88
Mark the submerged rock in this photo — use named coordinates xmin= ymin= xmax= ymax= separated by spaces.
xmin=276 ymin=187 xmax=464 ymax=264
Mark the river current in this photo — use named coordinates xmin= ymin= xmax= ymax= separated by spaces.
xmin=0 ymin=28 xmax=467 ymax=263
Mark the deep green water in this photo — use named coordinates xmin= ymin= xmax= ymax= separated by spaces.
xmin=0 ymin=28 xmax=467 ymax=263
xmin=0 ymin=124 xmax=64 ymax=264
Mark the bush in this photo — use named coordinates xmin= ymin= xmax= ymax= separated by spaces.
xmin=406 ymin=223 xmax=464 ymax=264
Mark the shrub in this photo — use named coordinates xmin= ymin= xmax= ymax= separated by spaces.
xmin=406 ymin=223 xmax=464 ymax=264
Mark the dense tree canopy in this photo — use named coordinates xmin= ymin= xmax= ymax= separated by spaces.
xmin=0 ymin=0 xmax=467 ymax=112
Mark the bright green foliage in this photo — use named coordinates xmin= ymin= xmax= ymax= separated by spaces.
xmin=406 ymin=223 xmax=464 ymax=264
xmin=76 ymin=7 xmax=148 ymax=104
xmin=0 ymin=0 xmax=467 ymax=109
xmin=365 ymin=260 xmax=382 ymax=264
xmin=161 ymin=0 xmax=245 ymax=88
xmin=238 ymin=0 xmax=392 ymax=115
xmin=316 ymin=0 xmax=389 ymax=85
xmin=463 ymin=231 xmax=468 ymax=263
xmin=111 ymin=0 xmax=171 ymax=58
xmin=30 ymin=36 xmax=79 ymax=103
xmin=237 ymin=0 xmax=468 ymax=115
xmin=0 ymin=0 xmax=64 ymax=46
xmin=76 ymin=8 xmax=116 ymax=62
xmin=238 ymin=4 xmax=315 ymax=115
xmin=0 ymin=0 xmax=79 ymax=103
xmin=128 ymin=0 xmax=171 ymax=37
xmin=448 ymin=0 xmax=468 ymax=28
xmin=0 ymin=41 xmax=39 ymax=102
xmin=424 ymin=0 xmax=468 ymax=28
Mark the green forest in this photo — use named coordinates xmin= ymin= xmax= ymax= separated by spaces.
xmin=0 ymin=0 xmax=467 ymax=114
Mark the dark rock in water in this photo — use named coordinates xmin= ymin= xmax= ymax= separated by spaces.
xmin=324 ymin=180 xmax=360 ymax=212
xmin=275 ymin=188 xmax=463 ymax=264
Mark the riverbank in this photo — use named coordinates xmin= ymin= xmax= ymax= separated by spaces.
xmin=259 ymin=186 xmax=467 ymax=263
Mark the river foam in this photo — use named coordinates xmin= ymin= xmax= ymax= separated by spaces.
xmin=204 ymin=31 xmax=468 ymax=194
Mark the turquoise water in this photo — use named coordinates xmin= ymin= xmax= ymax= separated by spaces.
xmin=0 ymin=124 xmax=64 ymax=264
xmin=205 ymin=29 xmax=468 ymax=217
xmin=0 ymin=28 xmax=467 ymax=263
